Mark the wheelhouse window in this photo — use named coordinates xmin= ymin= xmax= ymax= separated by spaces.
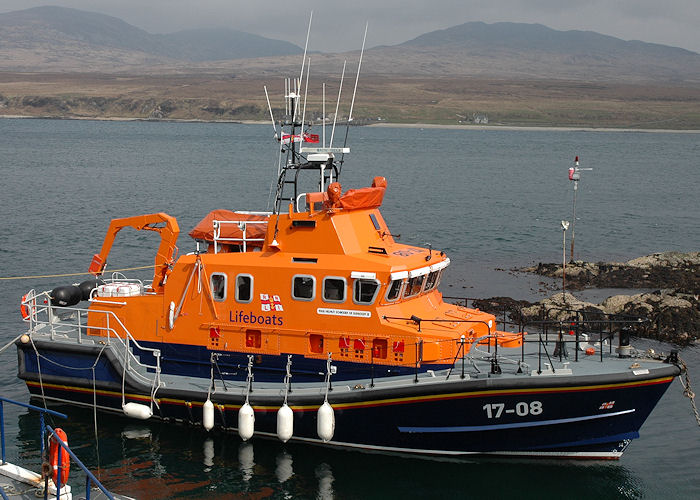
xmin=385 ymin=279 xmax=403 ymax=302
xmin=210 ymin=273 xmax=227 ymax=301
xmin=292 ymin=275 xmax=315 ymax=301
xmin=424 ymin=270 xmax=441 ymax=292
xmin=353 ymin=279 xmax=380 ymax=305
xmin=323 ymin=277 xmax=346 ymax=303
xmin=236 ymin=274 xmax=253 ymax=303
xmin=404 ymin=275 xmax=425 ymax=298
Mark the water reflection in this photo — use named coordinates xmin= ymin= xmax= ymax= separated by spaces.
xmin=237 ymin=442 xmax=254 ymax=483
xmin=315 ymin=462 xmax=335 ymax=500
xmin=202 ymin=438 xmax=214 ymax=470
xmin=121 ymin=426 xmax=151 ymax=440
xmin=275 ymin=450 xmax=293 ymax=483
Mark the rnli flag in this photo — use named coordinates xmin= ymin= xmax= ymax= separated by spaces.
xmin=281 ymin=133 xmax=320 ymax=144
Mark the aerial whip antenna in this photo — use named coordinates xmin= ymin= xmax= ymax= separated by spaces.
xmin=264 ymin=86 xmax=277 ymax=139
xmin=299 ymin=12 xmax=313 ymax=87
xmin=341 ymin=22 xmax=368 ymax=167
xmin=347 ymin=23 xmax=367 ymax=125
xmin=322 ymin=82 xmax=326 ymax=147
xmin=330 ymin=60 xmax=347 ymax=148
xmin=301 ymin=57 xmax=311 ymax=142
xmin=293 ymin=12 xmax=313 ymax=125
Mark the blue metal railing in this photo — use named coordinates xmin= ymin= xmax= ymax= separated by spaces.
xmin=45 ymin=425 xmax=114 ymax=500
xmin=0 ymin=396 xmax=115 ymax=500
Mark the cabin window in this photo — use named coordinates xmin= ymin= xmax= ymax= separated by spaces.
xmin=236 ymin=274 xmax=253 ymax=303
xmin=210 ymin=273 xmax=227 ymax=301
xmin=385 ymin=279 xmax=403 ymax=302
xmin=353 ymin=279 xmax=380 ymax=305
xmin=424 ymin=270 xmax=440 ymax=292
xmin=404 ymin=275 xmax=425 ymax=298
xmin=292 ymin=275 xmax=316 ymax=301
xmin=323 ymin=277 xmax=346 ymax=303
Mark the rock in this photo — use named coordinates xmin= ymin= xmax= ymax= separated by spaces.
xmin=520 ymin=251 xmax=700 ymax=293
xmin=464 ymin=288 xmax=699 ymax=345
xmin=600 ymin=294 xmax=635 ymax=315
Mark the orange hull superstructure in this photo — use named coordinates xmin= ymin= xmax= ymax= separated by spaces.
xmin=85 ymin=179 xmax=514 ymax=374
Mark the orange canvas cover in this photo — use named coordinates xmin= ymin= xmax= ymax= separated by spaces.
xmin=338 ymin=177 xmax=387 ymax=210
xmin=189 ymin=210 xmax=269 ymax=246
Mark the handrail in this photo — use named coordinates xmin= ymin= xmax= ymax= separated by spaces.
xmin=21 ymin=290 xmax=162 ymax=387
xmin=0 ymin=397 xmax=67 ymax=465
xmin=46 ymin=425 xmax=114 ymax=500
xmin=212 ymin=219 xmax=268 ymax=253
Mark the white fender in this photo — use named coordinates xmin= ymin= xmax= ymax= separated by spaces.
xmin=123 ymin=402 xmax=153 ymax=420
xmin=238 ymin=402 xmax=255 ymax=441
xmin=276 ymin=403 xmax=294 ymax=443
xmin=203 ymin=399 xmax=214 ymax=431
xmin=168 ymin=301 xmax=175 ymax=330
xmin=316 ymin=401 xmax=335 ymax=442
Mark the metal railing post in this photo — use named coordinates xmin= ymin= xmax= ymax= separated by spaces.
xmin=0 ymin=400 xmax=4 ymax=465
xmin=537 ymin=332 xmax=542 ymax=374
xmin=55 ymin=438 xmax=63 ymax=497
xmin=39 ymin=412 xmax=45 ymax=458
xmin=77 ymin=310 xmax=83 ymax=344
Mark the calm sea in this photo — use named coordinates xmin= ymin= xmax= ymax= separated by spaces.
xmin=0 ymin=118 xmax=698 ymax=498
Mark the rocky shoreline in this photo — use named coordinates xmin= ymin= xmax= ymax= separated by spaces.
xmin=472 ymin=252 xmax=699 ymax=345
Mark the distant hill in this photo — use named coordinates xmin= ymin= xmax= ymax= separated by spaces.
xmin=359 ymin=21 xmax=700 ymax=83
xmin=0 ymin=6 xmax=302 ymax=71
xmin=0 ymin=8 xmax=699 ymax=84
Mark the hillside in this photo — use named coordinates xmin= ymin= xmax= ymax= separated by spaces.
xmin=0 ymin=7 xmax=699 ymax=84
xmin=0 ymin=6 xmax=302 ymax=71
xmin=359 ymin=22 xmax=700 ymax=83
xmin=1 ymin=9 xmax=699 ymax=128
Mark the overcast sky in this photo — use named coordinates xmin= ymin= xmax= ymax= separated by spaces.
xmin=1 ymin=1 xmax=699 ymax=54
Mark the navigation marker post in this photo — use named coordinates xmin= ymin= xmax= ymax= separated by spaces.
xmin=568 ymin=155 xmax=593 ymax=262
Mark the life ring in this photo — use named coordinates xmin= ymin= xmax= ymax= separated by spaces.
xmin=20 ymin=294 xmax=30 ymax=320
xmin=48 ymin=427 xmax=70 ymax=486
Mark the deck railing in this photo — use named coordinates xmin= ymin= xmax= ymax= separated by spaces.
xmin=212 ymin=218 xmax=269 ymax=253
xmin=21 ymin=290 xmax=161 ymax=388
xmin=0 ymin=396 xmax=114 ymax=500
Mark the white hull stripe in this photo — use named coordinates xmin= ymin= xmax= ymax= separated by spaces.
xmin=398 ymin=409 xmax=636 ymax=433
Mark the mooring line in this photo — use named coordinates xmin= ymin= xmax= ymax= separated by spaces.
xmin=0 ymin=265 xmax=153 ymax=281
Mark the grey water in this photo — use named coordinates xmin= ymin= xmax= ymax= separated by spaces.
xmin=0 ymin=118 xmax=698 ymax=498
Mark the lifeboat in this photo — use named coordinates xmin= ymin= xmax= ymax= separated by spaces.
xmin=13 ymin=28 xmax=682 ymax=459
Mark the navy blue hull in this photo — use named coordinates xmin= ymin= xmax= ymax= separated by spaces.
xmin=17 ymin=341 xmax=679 ymax=458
